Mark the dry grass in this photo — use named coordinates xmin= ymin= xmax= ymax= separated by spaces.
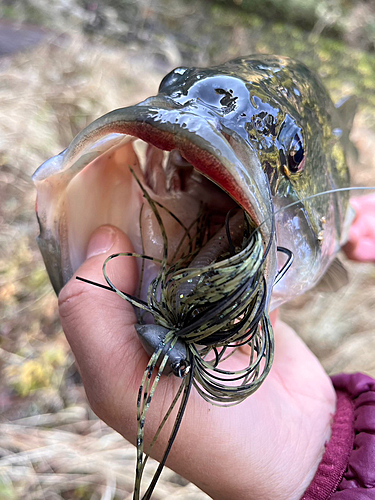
xmin=0 ymin=406 xmax=208 ymax=499
xmin=281 ymin=259 xmax=375 ymax=378
xmin=0 ymin=5 xmax=374 ymax=499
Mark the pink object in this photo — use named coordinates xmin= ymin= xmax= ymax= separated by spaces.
xmin=301 ymin=373 xmax=375 ymax=499
xmin=344 ymin=194 xmax=375 ymax=262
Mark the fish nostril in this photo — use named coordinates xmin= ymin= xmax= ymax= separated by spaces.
xmin=215 ymin=88 xmax=238 ymax=109
xmin=159 ymin=67 xmax=190 ymax=93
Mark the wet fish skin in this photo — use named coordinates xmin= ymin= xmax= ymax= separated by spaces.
xmin=33 ymin=55 xmax=351 ymax=308
xmin=157 ymin=55 xmax=351 ymax=303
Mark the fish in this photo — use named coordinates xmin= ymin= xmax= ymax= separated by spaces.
xmin=32 ymin=54 xmax=353 ymax=499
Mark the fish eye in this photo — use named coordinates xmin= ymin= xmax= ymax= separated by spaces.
xmin=159 ymin=67 xmax=189 ymax=92
xmin=287 ymin=133 xmax=305 ymax=173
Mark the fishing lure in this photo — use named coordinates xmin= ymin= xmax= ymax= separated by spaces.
xmin=76 ymin=166 xmax=299 ymax=499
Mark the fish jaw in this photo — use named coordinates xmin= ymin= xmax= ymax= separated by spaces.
xmin=33 ymin=97 xmax=277 ymax=298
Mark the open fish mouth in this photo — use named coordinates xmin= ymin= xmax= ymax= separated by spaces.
xmin=33 ymin=95 xmax=277 ymax=299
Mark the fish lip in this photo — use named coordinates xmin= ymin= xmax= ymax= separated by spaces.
xmin=36 ymin=96 xmax=273 ymax=228
xmin=33 ymin=96 xmax=277 ymax=294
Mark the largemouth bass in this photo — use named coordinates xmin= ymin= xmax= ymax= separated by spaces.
xmin=33 ymin=54 xmax=351 ymax=308
xmin=33 ymin=55 xmax=353 ymax=499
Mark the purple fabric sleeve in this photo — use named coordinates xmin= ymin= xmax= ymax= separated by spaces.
xmin=301 ymin=373 xmax=375 ymax=500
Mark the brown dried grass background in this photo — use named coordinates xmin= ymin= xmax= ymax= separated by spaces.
xmin=0 ymin=3 xmax=374 ymax=498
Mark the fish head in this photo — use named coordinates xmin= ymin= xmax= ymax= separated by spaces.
xmin=33 ymin=61 xmax=278 ymax=299
xmin=33 ymin=55 xmax=350 ymax=307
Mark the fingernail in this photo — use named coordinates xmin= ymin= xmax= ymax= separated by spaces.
xmin=86 ymin=226 xmax=117 ymax=258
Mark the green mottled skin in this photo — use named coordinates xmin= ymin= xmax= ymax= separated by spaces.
xmin=159 ymin=55 xmax=350 ymax=241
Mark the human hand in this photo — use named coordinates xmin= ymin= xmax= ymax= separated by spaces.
xmin=344 ymin=194 xmax=375 ymax=262
xmin=58 ymin=225 xmax=336 ymax=500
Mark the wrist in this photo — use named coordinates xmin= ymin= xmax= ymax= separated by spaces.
xmin=193 ymin=319 xmax=337 ymax=500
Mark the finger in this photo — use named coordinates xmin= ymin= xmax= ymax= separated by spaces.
xmin=345 ymin=213 xmax=375 ymax=261
xmin=58 ymin=225 xmax=148 ymax=425
xmin=350 ymin=194 xmax=375 ymax=212
xmin=58 ymin=225 xmax=199 ymax=454
xmin=346 ymin=237 xmax=375 ymax=262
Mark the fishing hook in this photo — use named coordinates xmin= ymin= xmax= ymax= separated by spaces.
xmin=274 ymin=246 xmax=294 ymax=286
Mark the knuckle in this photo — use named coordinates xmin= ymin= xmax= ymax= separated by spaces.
xmin=58 ymin=278 xmax=88 ymax=315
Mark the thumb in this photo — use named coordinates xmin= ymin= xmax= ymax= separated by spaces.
xmin=58 ymin=225 xmax=147 ymax=426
